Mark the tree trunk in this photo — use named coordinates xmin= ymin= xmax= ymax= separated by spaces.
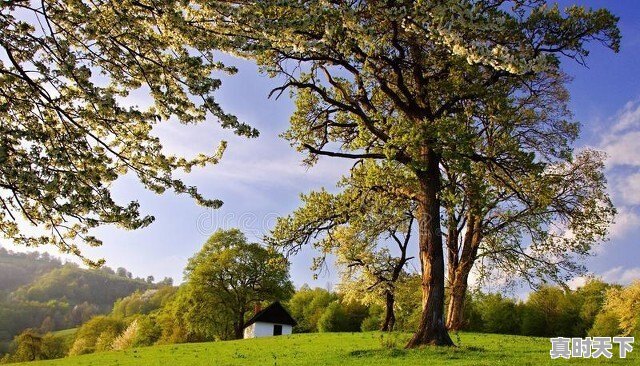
xmin=406 ymin=149 xmax=454 ymax=348
xmin=381 ymin=290 xmax=396 ymax=332
xmin=445 ymin=206 xmax=460 ymax=329
xmin=446 ymin=269 xmax=470 ymax=330
xmin=234 ymin=311 xmax=245 ymax=339
xmin=234 ymin=323 xmax=243 ymax=339
xmin=445 ymin=214 xmax=482 ymax=331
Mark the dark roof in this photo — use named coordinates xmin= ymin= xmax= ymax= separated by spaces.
xmin=244 ymin=301 xmax=297 ymax=328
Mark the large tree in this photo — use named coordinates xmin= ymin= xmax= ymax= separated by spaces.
xmin=438 ymin=64 xmax=616 ymax=330
xmin=181 ymin=229 xmax=294 ymax=340
xmin=272 ymin=166 xmax=415 ymax=332
xmin=444 ymin=149 xmax=614 ymax=330
xmin=0 ymin=0 xmax=257 ymax=265
xmin=204 ymin=1 xmax=619 ymax=346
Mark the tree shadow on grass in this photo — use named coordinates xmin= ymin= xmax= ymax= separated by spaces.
xmin=349 ymin=345 xmax=486 ymax=361
xmin=349 ymin=348 xmax=406 ymax=358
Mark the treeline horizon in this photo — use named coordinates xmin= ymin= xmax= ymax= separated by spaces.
xmin=1 ymin=243 xmax=638 ymax=364
xmin=3 ymin=279 xmax=639 ymax=363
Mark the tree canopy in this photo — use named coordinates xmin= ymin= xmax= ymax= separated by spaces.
xmin=271 ymin=163 xmax=416 ymax=331
xmin=179 ymin=229 xmax=294 ymax=340
xmin=0 ymin=0 xmax=257 ymax=265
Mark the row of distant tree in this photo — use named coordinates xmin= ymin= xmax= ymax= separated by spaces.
xmin=289 ymin=278 xmax=640 ymax=340
xmin=463 ymin=281 xmax=639 ymax=338
xmin=2 ymin=230 xmax=639 ymax=364
xmin=0 ymin=247 xmax=172 ymax=290
xmin=3 ymin=276 xmax=639 ymax=363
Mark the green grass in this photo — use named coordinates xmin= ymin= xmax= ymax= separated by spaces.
xmin=18 ymin=332 xmax=638 ymax=366
xmin=50 ymin=329 xmax=77 ymax=338
xmin=49 ymin=328 xmax=77 ymax=350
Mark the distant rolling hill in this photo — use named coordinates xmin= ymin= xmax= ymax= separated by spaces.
xmin=0 ymin=248 xmax=152 ymax=353
xmin=0 ymin=248 xmax=63 ymax=295
xmin=10 ymin=266 xmax=153 ymax=310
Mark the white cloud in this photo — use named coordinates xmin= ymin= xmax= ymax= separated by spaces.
xmin=600 ymin=266 xmax=640 ymax=285
xmin=611 ymin=100 xmax=640 ymax=133
xmin=609 ymin=207 xmax=640 ymax=239
xmin=569 ymin=268 xmax=640 ymax=289
xmin=602 ymin=131 xmax=640 ymax=168
xmin=615 ymin=172 xmax=640 ymax=206
xmin=598 ymin=100 xmax=640 ymax=169
xmin=593 ymin=99 xmax=640 ymax=246
xmin=145 ymin=110 xmax=352 ymax=190
xmin=567 ymin=276 xmax=589 ymax=290
xmin=207 ymin=154 xmax=349 ymax=187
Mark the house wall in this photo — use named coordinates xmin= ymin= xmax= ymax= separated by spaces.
xmin=243 ymin=322 xmax=293 ymax=338
xmin=281 ymin=324 xmax=293 ymax=335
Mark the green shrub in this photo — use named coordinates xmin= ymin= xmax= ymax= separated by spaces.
xmin=133 ymin=315 xmax=162 ymax=347
xmin=589 ymin=312 xmax=622 ymax=337
xmin=361 ymin=304 xmax=383 ymax=332
xmin=318 ymin=302 xmax=348 ymax=333
xmin=7 ymin=329 xmax=43 ymax=362
xmin=68 ymin=337 xmax=93 ymax=356
xmin=94 ymin=330 xmax=117 ymax=352
xmin=1 ymin=329 xmax=70 ymax=363
xmin=286 ymin=286 xmax=337 ymax=333
xmin=68 ymin=316 xmax=125 ymax=356
xmin=112 ymin=319 xmax=140 ymax=350
xmin=40 ymin=333 xmax=68 ymax=359
xmin=361 ymin=316 xmax=381 ymax=332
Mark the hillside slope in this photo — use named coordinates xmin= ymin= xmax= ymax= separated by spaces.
xmin=0 ymin=249 xmax=153 ymax=353
xmin=11 ymin=266 xmax=152 ymax=310
xmin=17 ymin=332 xmax=637 ymax=366
xmin=0 ymin=249 xmax=63 ymax=295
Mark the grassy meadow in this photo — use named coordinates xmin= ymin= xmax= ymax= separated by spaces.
xmin=17 ymin=332 xmax=637 ymax=366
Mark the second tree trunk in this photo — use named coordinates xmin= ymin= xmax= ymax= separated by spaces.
xmin=406 ymin=150 xmax=454 ymax=347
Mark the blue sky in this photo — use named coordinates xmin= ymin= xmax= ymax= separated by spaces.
xmin=2 ymin=1 xmax=640 ymax=291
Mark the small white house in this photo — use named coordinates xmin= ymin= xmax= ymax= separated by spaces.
xmin=243 ymin=301 xmax=296 ymax=339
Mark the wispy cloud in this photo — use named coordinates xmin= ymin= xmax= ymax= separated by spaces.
xmin=600 ymin=266 xmax=640 ymax=285
xmin=599 ymin=100 xmax=640 ymax=169
xmin=610 ymin=100 xmax=640 ymax=133
xmin=614 ymin=172 xmax=640 ymax=205
xmin=593 ymin=100 xmax=640 ymax=239
xmin=609 ymin=207 xmax=640 ymax=239
xmin=569 ymin=98 xmax=640 ymax=287
xmin=567 ymin=276 xmax=589 ymax=290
